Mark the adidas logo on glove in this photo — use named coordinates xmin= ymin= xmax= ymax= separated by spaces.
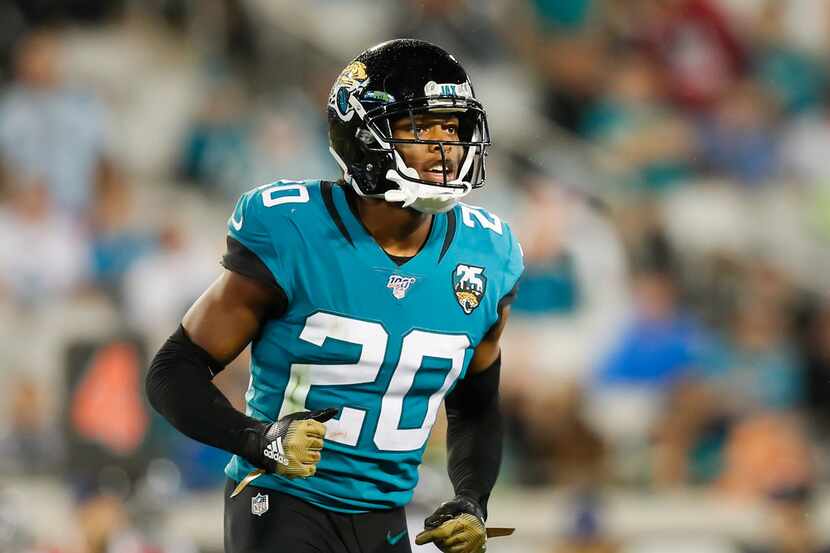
xmin=263 ymin=437 xmax=289 ymax=466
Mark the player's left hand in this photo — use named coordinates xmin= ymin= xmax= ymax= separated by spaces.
xmin=259 ymin=407 xmax=338 ymax=478
xmin=415 ymin=495 xmax=486 ymax=553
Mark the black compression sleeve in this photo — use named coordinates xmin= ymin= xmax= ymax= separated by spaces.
xmin=444 ymin=354 xmax=502 ymax=520
xmin=145 ymin=325 xmax=265 ymax=463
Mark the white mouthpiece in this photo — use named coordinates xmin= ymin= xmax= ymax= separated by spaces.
xmin=384 ymin=189 xmax=407 ymax=203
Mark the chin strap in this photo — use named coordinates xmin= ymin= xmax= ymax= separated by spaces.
xmin=383 ymin=166 xmax=471 ymax=214
xmin=383 ymin=165 xmax=421 ymax=207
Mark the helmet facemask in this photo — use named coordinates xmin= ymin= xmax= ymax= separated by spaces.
xmin=327 ymin=40 xmax=491 ymax=212
xmin=333 ymin=93 xmax=490 ymax=213
xmin=373 ymin=98 xmax=489 ymax=212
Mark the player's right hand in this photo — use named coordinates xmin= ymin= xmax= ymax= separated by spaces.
xmin=415 ymin=495 xmax=487 ymax=553
xmin=256 ymin=407 xmax=337 ymax=478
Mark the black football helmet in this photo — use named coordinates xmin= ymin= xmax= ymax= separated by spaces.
xmin=327 ymin=39 xmax=490 ymax=213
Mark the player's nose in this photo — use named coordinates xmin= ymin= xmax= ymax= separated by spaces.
xmin=425 ymin=133 xmax=458 ymax=157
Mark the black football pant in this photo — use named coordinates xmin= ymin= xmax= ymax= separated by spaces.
xmin=224 ymin=479 xmax=412 ymax=553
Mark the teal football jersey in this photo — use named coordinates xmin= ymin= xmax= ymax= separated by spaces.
xmin=224 ymin=180 xmax=523 ymax=513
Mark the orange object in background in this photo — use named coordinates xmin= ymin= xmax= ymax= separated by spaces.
xmin=70 ymin=342 xmax=148 ymax=456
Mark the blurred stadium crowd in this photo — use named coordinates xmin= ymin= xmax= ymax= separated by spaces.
xmin=2 ymin=0 xmax=830 ymax=552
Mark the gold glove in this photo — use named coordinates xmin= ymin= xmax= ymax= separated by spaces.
xmin=416 ymin=495 xmax=489 ymax=553
xmin=415 ymin=512 xmax=486 ymax=553
xmin=230 ymin=407 xmax=336 ymax=498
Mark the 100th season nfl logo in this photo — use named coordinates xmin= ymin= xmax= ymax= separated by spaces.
xmin=387 ymin=275 xmax=416 ymax=299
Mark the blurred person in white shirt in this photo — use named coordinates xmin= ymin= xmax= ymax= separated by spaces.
xmin=0 ymin=27 xmax=114 ymax=216
xmin=122 ymin=224 xmax=217 ymax=346
xmin=0 ymin=178 xmax=90 ymax=307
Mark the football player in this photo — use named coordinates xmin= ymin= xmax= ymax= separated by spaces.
xmin=146 ymin=39 xmax=523 ymax=553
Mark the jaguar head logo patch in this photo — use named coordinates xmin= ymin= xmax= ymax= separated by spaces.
xmin=453 ymin=264 xmax=486 ymax=314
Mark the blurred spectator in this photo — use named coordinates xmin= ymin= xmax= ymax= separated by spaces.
xmin=122 ymin=224 xmax=216 ymax=343
xmin=0 ymin=375 xmax=63 ymax=475
xmin=177 ymin=77 xmax=250 ymax=194
xmin=750 ymin=0 xmax=827 ymax=116
xmin=500 ymin=178 xmax=624 ymax=486
xmin=697 ymin=80 xmax=780 ymax=184
xmin=707 ymin=301 xmax=803 ymax=414
xmin=393 ymin=0 xmax=507 ymax=66
xmin=0 ymin=180 xmax=90 ymax=307
xmin=639 ymin=0 xmax=747 ymax=112
xmin=537 ymin=32 xmax=606 ymax=134
xmin=582 ymin=50 xmax=695 ymax=190
xmin=0 ymin=28 xmax=115 ymax=216
xmin=720 ymin=415 xmax=813 ymax=501
xmin=191 ymin=0 xmax=260 ymax=75
xmin=511 ymin=181 xmax=579 ymax=317
xmin=587 ymin=264 xmax=711 ymax=483
xmin=245 ymin=98 xmax=332 ymax=190
xmin=547 ymin=384 xmax=607 ymax=487
xmin=503 ymin=173 xmax=628 ymax=388
xmin=89 ymin=174 xmax=158 ymax=300
xmin=509 ymin=0 xmax=609 ymax=133
xmin=593 ymin=267 xmax=704 ymax=391
xmin=652 ymin=378 xmax=726 ymax=486
xmin=504 ymin=379 xmax=606 ymax=487
xmin=178 ymin=78 xmax=331 ymax=196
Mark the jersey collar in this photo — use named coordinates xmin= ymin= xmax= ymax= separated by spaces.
xmin=328 ymin=182 xmax=448 ymax=272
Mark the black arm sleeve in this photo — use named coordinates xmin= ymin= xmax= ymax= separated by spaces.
xmin=145 ymin=325 xmax=265 ymax=463
xmin=444 ymin=354 xmax=502 ymax=520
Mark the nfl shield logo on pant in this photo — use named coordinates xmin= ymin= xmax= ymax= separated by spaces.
xmin=251 ymin=493 xmax=269 ymax=516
